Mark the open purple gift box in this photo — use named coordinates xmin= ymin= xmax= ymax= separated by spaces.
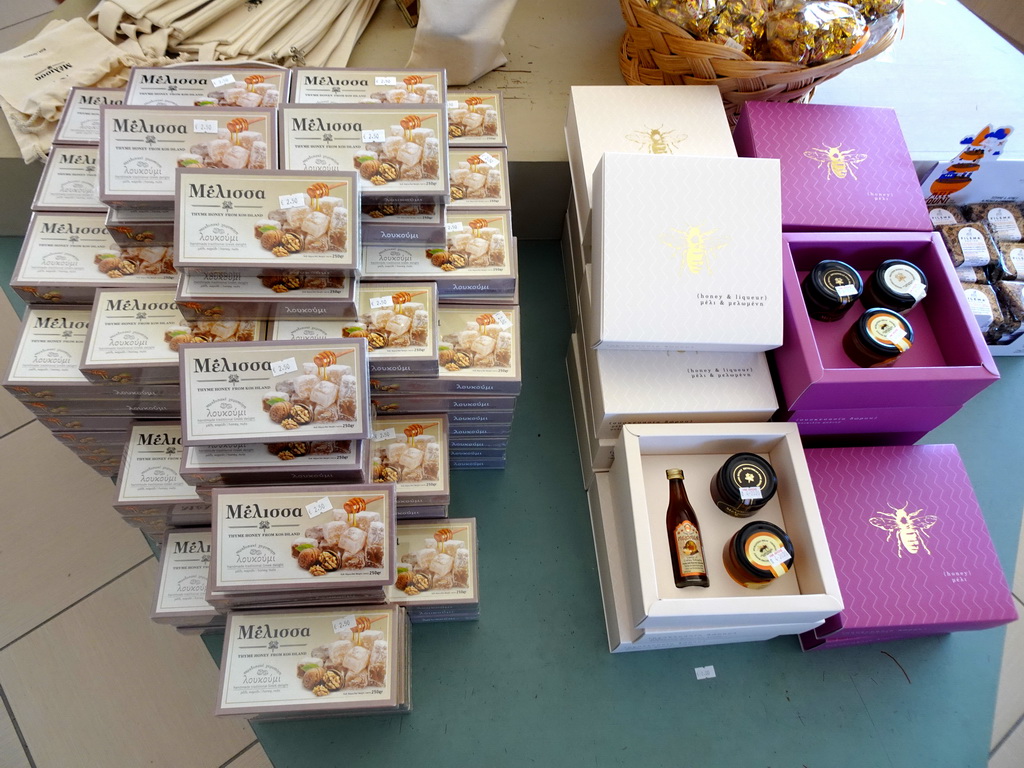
xmin=772 ymin=232 xmax=999 ymax=423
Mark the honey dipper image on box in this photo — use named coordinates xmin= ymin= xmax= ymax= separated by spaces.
xmin=354 ymin=114 xmax=441 ymax=187
xmin=369 ymin=73 xmax=442 ymax=104
xmin=447 ymin=94 xmax=502 ymax=141
xmin=179 ymin=116 xmax=269 ymax=170
xmin=263 ymin=350 xmax=360 ymax=430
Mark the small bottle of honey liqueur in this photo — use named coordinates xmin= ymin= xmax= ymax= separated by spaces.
xmin=665 ymin=468 xmax=709 ymax=588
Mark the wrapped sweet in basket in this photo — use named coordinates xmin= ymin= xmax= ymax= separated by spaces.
xmin=619 ymin=0 xmax=903 ymax=124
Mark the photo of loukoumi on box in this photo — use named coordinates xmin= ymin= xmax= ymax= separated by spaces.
xmin=280 ymin=104 xmax=448 ymax=199
xmin=448 ymin=148 xmax=509 ymax=209
xmin=447 ymin=92 xmax=505 ymax=147
xmin=52 ymin=87 xmax=123 ymax=146
xmin=99 ymin=106 xmax=276 ymax=204
xmin=216 ymin=605 xmax=410 ymax=718
xmin=32 ymin=145 xmax=104 ymax=213
xmin=386 ymin=518 xmax=479 ymax=621
xmin=175 ymin=169 xmax=360 ymax=273
xmin=124 ymin=65 xmax=288 ymax=108
xmin=355 ymin=282 xmax=439 ymax=376
xmin=209 ymin=484 xmax=396 ymax=596
xmin=179 ymin=338 xmax=371 ymax=445
xmin=11 ymin=213 xmax=177 ymax=304
xmin=370 ymin=414 xmax=449 ymax=507
xmin=290 ymin=68 xmax=445 ymax=104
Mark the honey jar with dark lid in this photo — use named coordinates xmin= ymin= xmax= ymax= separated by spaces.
xmin=801 ymin=259 xmax=863 ymax=322
xmin=843 ymin=307 xmax=914 ymax=367
xmin=723 ymin=521 xmax=795 ymax=589
xmin=862 ymin=259 xmax=928 ymax=313
xmin=709 ymin=452 xmax=778 ymax=518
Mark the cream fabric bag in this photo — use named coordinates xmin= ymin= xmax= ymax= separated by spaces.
xmin=407 ymin=0 xmax=518 ymax=85
xmin=0 ymin=17 xmax=146 ymax=161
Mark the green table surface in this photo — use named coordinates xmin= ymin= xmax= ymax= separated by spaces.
xmin=3 ymin=234 xmax=1017 ymax=766
xmin=196 ymin=241 xmax=1021 ymax=768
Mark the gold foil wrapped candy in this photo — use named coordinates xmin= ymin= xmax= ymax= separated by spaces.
xmin=650 ymin=0 xmax=771 ymax=57
xmin=846 ymin=0 xmax=902 ymax=20
xmin=766 ymin=1 xmax=869 ymax=65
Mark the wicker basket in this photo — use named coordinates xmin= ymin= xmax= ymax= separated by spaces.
xmin=619 ymin=0 xmax=901 ymax=124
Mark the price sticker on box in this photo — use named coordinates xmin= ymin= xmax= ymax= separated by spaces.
xmin=333 ymin=615 xmax=357 ymax=633
xmin=193 ymin=119 xmax=220 ymax=134
xmin=210 ymin=74 xmax=236 ymax=88
xmin=270 ymin=357 xmax=298 ymax=376
xmin=739 ymin=486 xmax=763 ymax=501
xmin=446 ymin=221 xmax=465 ymax=233
xmin=767 ymin=548 xmax=792 ymax=567
xmin=447 ymin=100 xmax=459 ymax=109
xmin=369 ymin=296 xmax=394 ymax=310
xmin=477 ymin=152 xmax=501 ymax=168
xmin=373 ymin=428 xmax=397 ymax=442
xmin=306 ymin=496 xmax=333 ymax=519
xmin=493 ymin=311 xmax=513 ymax=330
xmin=375 ymin=76 xmax=398 ymax=86
xmin=362 ymin=129 xmax=387 ymax=143
xmin=279 ymin=193 xmax=306 ymax=210
xmin=694 ymin=666 xmax=716 ymax=680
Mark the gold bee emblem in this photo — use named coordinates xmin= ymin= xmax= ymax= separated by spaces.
xmin=803 ymin=143 xmax=868 ymax=180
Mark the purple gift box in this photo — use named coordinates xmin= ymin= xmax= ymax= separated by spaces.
xmin=734 ymin=102 xmax=931 ymax=233
xmin=783 ymin=404 xmax=961 ymax=438
xmin=799 ymin=444 xmax=1017 ymax=650
xmin=772 ymin=232 xmax=999 ymax=415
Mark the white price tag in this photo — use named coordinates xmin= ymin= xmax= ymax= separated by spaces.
xmin=907 ymin=283 xmax=927 ymax=301
xmin=834 ymin=283 xmax=858 ymax=298
xmin=210 ymin=74 xmax=235 ymax=88
xmin=493 ymin=311 xmax=513 ymax=330
xmin=369 ymin=295 xmax=394 ymax=310
xmin=446 ymin=221 xmax=465 ymax=233
xmin=373 ymin=428 xmax=397 ymax=442
xmin=477 ymin=152 xmax=501 ymax=168
xmin=193 ymin=119 xmax=219 ymax=134
xmin=279 ymin=193 xmax=306 ymax=210
xmin=270 ymin=357 xmax=298 ymax=376
xmin=362 ymin=129 xmax=387 ymax=143
xmin=375 ymin=76 xmax=398 ymax=86
xmin=767 ymin=548 xmax=792 ymax=566
xmin=306 ymin=496 xmax=333 ymax=519
xmin=694 ymin=666 xmax=716 ymax=680
xmin=333 ymin=615 xmax=357 ymax=634
xmin=447 ymin=100 xmax=459 ymax=109
xmin=739 ymin=486 xmax=763 ymax=501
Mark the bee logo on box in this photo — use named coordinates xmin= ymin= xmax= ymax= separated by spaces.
xmin=626 ymin=126 xmax=685 ymax=155
xmin=662 ymin=226 xmax=723 ymax=276
xmin=803 ymin=143 xmax=868 ymax=181
xmin=869 ymin=502 xmax=938 ymax=558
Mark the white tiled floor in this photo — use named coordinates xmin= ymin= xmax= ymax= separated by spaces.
xmin=0 ymin=3 xmax=1022 ymax=768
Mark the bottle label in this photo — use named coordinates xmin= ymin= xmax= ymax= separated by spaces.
xmin=929 ymin=208 xmax=957 ymax=226
xmin=881 ymin=264 xmax=925 ymax=300
xmin=964 ymin=288 xmax=995 ymax=332
xmin=1008 ymin=248 xmax=1024 ymax=276
xmin=746 ymin=533 xmax=790 ymax=578
xmin=673 ymin=520 xmax=706 ymax=578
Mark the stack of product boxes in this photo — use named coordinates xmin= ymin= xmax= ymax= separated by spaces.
xmin=4 ymin=84 xmax=182 ymax=480
xmin=563 ymin=88 xmax=1016 ymax=653
xmin=272 ymin=70 xmax=521 ymax=471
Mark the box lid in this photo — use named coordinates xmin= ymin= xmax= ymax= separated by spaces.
xmin=590 ymin=153 xmax=782 ymax=351
xmin=804 ymin=444 xmax=1017 ymax=638
xmin=734 ymin=102 xmax=932 ymax=232
xmin=115 ymin=422 xmax=201 ymax=508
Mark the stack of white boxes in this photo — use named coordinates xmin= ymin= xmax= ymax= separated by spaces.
xmin=563 ymin=86 xmax=843 ymax=651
